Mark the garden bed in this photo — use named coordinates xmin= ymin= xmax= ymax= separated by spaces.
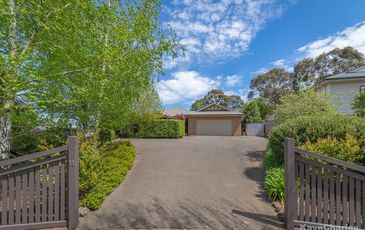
xmin=79 ymin=139 xmax=136 ymax=210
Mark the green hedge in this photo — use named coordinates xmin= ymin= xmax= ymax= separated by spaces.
xmin=269 ymin=114 xmax=365 ymax=164
xmin=137 ymin=119 xmax=185 ymax=138
xmin=264 ymin=114 xmax=365 ymax=204
xmin=79 ymin=140 xmax=135 ymax=210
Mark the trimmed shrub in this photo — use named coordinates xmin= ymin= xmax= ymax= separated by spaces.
xmin=79 ymin=140 xmax=136 ymax=210
xmin=243 ymin=98 xmax=272 ymax=124
xmin=300 ymin=134 xmax=365 ymax=165
xmin=97 ymin=128 xmax=116 ymax=143
xmin=263 ymin=146 xmax=283 ymax=170
xmin=269 ymin=114 xmax=365 ymax=164
xmin=137 ymin=119 xmax=185 ymax=138
xmin=275 ymin=90 xmax=336 ymax=124
xmin=264 ymin=167 xmax=284 ymax=204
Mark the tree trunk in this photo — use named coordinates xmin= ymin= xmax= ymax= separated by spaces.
xmin=0 ymin=0 xmax=17 ymax=159
xmin=0 ymin=114 xmax=11 ymax=159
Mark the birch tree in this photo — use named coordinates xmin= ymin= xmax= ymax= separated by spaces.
xmin=0 ymin=0 xmax=180 ymax=159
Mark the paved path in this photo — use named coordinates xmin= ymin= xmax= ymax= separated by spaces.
xmin=78 ymin=136 xmax=284 ymax=230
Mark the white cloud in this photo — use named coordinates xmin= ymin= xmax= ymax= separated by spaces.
xmin=271 ymin=58 xmax=293 ymax=71
xmin=156 ymin=71 xmax=216 ymax=104
xmin=298 ymin=21 xmax=365 ymax=58
xmin=251 ymin=67 xmax=268 ymax=75
xmin=225 ymin=75 xmax=241 ymax=87
xmin=271 ymin=59 xmax=286 ymax=67
xmin=225 ymin=89 xmax=248 ymax=101
xmin=157 ymin=72 xmax=247 ymax=104
xmin=164 ymin=0 xmax=290 ymax=67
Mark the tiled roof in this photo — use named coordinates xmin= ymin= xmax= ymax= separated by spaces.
xmin=163 ymin=107 xmax=189 ymax=116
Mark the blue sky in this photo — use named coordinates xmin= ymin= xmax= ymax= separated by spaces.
xmin=156 ymin=0 xmax=365 ymax=109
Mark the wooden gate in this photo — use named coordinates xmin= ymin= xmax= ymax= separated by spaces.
xmin=284 ymin=138 xmax=365 ymax=229
xmin=0 ymin=136 xmax=79 ymax=230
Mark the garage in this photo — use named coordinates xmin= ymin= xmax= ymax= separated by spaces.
xmin=185 ymin=104 xmax=244 ymax=136
xmin=196 ymin=119 xmax=232 ymax=136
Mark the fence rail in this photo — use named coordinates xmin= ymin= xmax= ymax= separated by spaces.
xmin=0 ymin=136 xmax=79 ymax=230
xmin=285 ymin=138 xmax=365 ymax=230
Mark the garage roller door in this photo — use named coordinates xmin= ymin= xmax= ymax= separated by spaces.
xmin=196 ymin=119 xmax=232 ymax=136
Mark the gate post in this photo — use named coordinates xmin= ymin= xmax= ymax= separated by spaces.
xmin=68 ymin=136 xmax=79 ymax=230
xmin=284 ymin=138 xmax=295 ymax=230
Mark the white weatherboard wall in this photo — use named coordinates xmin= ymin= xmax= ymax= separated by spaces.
xmin=196 ymin=119 xmax=232 ymax=136
xmin=322 ymin=81 xmax=365 ymax=113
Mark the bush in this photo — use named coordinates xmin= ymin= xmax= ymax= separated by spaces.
xmin=268 ymin=114 xmax=365 ymax=164
xmin=300 ymin=134 xmax=365 ymax=165
xmin=79 ymin=136 xmax=102 ymax=195
xmin=352 ymin=90 xmax=365 ymax=117
xmin=275 ymin=90 xmax=336 ymax=124
xmin=79 ymin=140 xmax=136 ymax=210
xmin=97 ymin=128 xmax=116 ymax=143
xmin=243 ymin=98 xmax=272 ymax=124
xmin=137 ymin=119 xmax=185 ymax=138
xmin=263 ymin=147 xmax=284 ymax=204
xmin=263 ymin=146 xmax=283 ymax=170
xmin=264 ymin=167 xmax=284 ymax=204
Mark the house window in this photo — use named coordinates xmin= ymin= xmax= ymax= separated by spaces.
xmin=361 ymin=85 xmax=365 ymax=93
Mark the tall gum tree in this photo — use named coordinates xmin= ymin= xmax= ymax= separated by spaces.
xmin=0 ymin=0 xmax=181 ymax=159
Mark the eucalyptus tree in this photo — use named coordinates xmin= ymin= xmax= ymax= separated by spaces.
xmin=247 ymin=68 xmax=292 ymax=105
xmin=292 ymin=47 xmax=364 ymax=90
xmin=0 ymin=0 xmax=180 ymax=159
xmin=191 ymin=89 xmax=244 ymax=111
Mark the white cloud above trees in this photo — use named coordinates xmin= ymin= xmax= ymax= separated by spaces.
xmin=156 ymin=72 xmax=244 ymax=104
xmin=298 ymin=21 xmax=365 ymax=58
xmin=156 ymin=71 xmax=216 ymax=104
xmin=163 ymin=0 xmax=290 ymax=68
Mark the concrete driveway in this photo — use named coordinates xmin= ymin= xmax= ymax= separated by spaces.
xmin=78 ymin=136 xmax=284 ymax=230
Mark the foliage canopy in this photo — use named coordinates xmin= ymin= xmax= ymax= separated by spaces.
xmin=0 ymin=0 xmax=181 ymax=157
xmin=352 ymin=90 xmax=365 ymax=117
xmin=191 ymin=89 xmax=244 ymax=111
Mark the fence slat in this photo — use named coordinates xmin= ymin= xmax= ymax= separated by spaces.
xmin=317 ymin=167 xmax=322 ymax=223
xmin=295 ymin=148 xmax=365 ymax=174
xmin=323 ymin=169 xmax=329 ymax=224
xmin=8 ymin=174 xmax=14 ymax=224
xmin=2 ymin=176 xmax=8 ymax=225
xmin=48 ymin=164 xmax=54 ymax=222
xmin=356 ymin=179 xmax=361 ymax=227
xmin=67 ymin=136 xmax=79 ymax=230
xmin=0 ymin=146 xmax=67 ymax=168
xmin=60 ymin=161 xmax=65 ymax=220
xmin=29 ymin=170 xmax=34 ymax=224
xmin=15 ymin=173 xmax=21 ymax=224
xmin=299 ymin=162 xmax=304 ymax=221
xmin=362 ymin=181 xmax=365 ymax=228
xmin=54 ymin=163 xmax=60 ymax=221
xmin=35 ymin=167 xmax=41 ymax=223
xmin=329 ymin=170 xmax=335 ymax=225
xmin=293 ymin=147 xmax=365 ymax=229
xmin=311 ymin=166 xmax=317 ymax=223
xmin=21 ymin=172 xmax=28 ymax=224
xmin=336 ymin=173 xmax=341 ymax=226
xmin=0 ymin=137 xmax=78 ymax=229
xmin=343 ymin=175 xmax=348 ymax=226
xmin=349 ymin=177 xmax=355 ymax=226
xmin=305 ymin=163 xmax=310 ymax=222
xmin=41 ymin=167 xmax=47 ymax=222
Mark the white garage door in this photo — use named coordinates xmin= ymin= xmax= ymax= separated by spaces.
xmin=196 ymin=119 xmax=232 ymax=136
